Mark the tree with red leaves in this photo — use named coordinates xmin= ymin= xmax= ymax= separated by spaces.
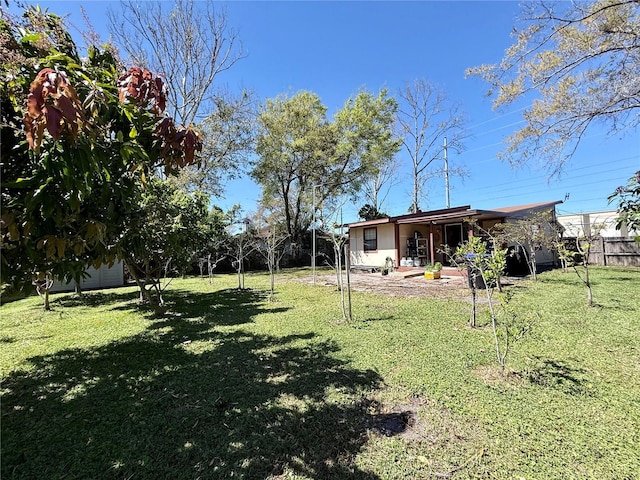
xmin=1 ymin=6 xmax=204 ymax=309
xmin=23 ymin=68 xmax=84 ymax=151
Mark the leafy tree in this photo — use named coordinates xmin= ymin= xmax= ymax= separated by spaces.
xmin=252 ymin=89 xmax=400 ymax=256
xmin=1 ymin=7 xmax=124 ymax=305
xmin=561 ymin=221 xmax=605 ymax=307
xmin=181 ymin=90 xmax=256 ymax=196
xmin=357 ymin=204 xmax=388 ymax=221
xmin=119 ymin=179 xmax=209 ymax=308
xmin=609 ymin=170 xmax=640 ymax=240
xmin=555 ymin=239 xmax=575 ymax=273
xmin=0 ymin=7 xmax=201 ymax=309
xmin=396 ymin=78 xmax=467 ymax=213
xmin=466 ymin=0 xmax=640 ymax=174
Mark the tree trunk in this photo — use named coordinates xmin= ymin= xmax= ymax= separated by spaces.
xmin=470 ymin=287 xmax=477 ymax=328
xmin=125 ymin=259 xmax=153 ymax=305
xmin=269 ymin=250 xmax=275 ymax=301
xmin=585 ymin=265 xmax=593 ymax=307
xmin=43 ymin=288 xmax=51 ymax=311
xmin=412 ymin=168 xmax=419 ymax=214
xmin=530 ymin=248 xmax=537 ymax=281
xmin=344 ymin=242 xmax=353 ymax=322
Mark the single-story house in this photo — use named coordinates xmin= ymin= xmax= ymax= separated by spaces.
xmin=50 ymin=259 xmax=125 ymax=293
xmin=347 ymin=201 xmax=563 ymax=270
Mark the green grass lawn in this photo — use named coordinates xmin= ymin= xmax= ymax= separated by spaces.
xmin=1 ymin=267 xmax=639 ymax=479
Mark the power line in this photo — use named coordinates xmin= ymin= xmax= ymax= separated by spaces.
xmin=465 ymin=174 xmax=630 ymax=204
xmin=467 ymin=105 xmax=529 ymax=131
xmin=459 ymin=156 xmax=638 ymax=194
xmin=468 ymin=119 xmax=527 ymax=138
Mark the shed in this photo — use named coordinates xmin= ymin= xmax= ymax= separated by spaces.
xmin=50 ymin=260 xmax=125 ymax=293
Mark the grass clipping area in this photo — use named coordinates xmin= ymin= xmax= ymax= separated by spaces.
xmin=1 ymin=267 xmax=639 ymax=479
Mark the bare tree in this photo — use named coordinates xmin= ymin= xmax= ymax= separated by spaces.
xmin=319 ymin=202 xmax=353 ymax=322
xmin=563 ymin=221 xmax=605 ymax=307
xmin=252 ymin=208 xmax=289 ymax=301
xmin=109 ymin=0 xmax=245 ymax=126
xmin=492 ymin=209 xmax=560 ymax=281
xmin=360 ymin=155 xmax=401 ymax=214
xmin=466 ymin=0 xmax=640 ymax=174
xmin=109 ymin=0 xmax=252 ymax=195
xmin=396 ymin=78 xmax=468 ymax=213
xmin=227 ymin=227 xmax=258 ymax=291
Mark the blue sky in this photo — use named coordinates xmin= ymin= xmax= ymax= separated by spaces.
xmin=12 ymin=0 xmax=640 ymax=221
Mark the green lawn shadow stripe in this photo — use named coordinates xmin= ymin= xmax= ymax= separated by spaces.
xmin=2 ymin=323 xmax=382 ymax=479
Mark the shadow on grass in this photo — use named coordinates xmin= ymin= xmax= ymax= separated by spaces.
xmin=54 ymin=289 xmax=140 ymax=309
xmin=525 ymin=356 xmax=590 ymax=396
xmin=1 ymin=286 xmax=382 ymax=479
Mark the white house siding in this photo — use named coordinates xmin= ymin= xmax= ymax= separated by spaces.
xmin=558 ymin=210 xmax=637 ymax=238
xmin=350 ymin=224 xmax=396 ymax=267
xmin=50 ymin=260 xmax=125 ymax=293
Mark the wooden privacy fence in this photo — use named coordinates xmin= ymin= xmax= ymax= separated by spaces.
xmin=588 ymin=237 xmax=640 ymax=267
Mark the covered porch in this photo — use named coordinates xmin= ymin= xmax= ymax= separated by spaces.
xmin=391 ymin=205 xmax=505 ymax=268
xmin=347 ymin=201 xmax=563 ymax=273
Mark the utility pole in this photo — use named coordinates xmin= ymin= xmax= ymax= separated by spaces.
xmin=443 ymin=136 xmax=450 ymax=209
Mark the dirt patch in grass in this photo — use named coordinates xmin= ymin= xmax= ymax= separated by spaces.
xmin=297 ymin=271 xmax=527 ymax=304
xmin=362 ymin=393 xmax=489 ymax=478
xmin=472 ymin=365 xmax=525 ymax=386
xmin=364 ymin=395 xmax=427 ymax=440
xmin=299 ymin=272 xmax=473 ymax=301
xmin=364 ymin=394 xmax=485 ymax=444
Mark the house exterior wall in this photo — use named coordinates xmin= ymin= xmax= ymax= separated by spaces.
xmin=558 ymin=210 xmax=637 ymax=238
xmin=50 ymin=260 xmax=125 ymax=293
xmin=503 ymin=217 xmax=556 ymax=266
xmin=349 ymin=224 xmax=396 ymax=267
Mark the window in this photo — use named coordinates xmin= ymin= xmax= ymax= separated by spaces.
xmin=363 ymin=227 xmax=377 ymax=252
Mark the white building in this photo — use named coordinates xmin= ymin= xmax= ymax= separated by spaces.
xmin=557 ymin=210 xmax=637 ymax=238
xmin=50 ymin=260 xmax=125 ymax=293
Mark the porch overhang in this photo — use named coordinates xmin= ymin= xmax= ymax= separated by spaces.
xmin=396 ymin=209 xmax=481 ymax=225
xmin=346 ymin=217 xmax=393 ymax=228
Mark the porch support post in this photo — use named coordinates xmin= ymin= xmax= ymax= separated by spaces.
xmin=394 ymin=223 xmax=400 ymax=268
xmin=429 ymin=228 xmax=435 ymax=265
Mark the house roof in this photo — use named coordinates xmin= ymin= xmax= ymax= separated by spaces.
xmin=347 ymin=201 xmax=563 ymax=227
xmin=487 ymin=200 xmax=564 ymax=215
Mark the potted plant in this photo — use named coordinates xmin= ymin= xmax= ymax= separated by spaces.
xmin=424 ymin=262 xmax=442 ymax=280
